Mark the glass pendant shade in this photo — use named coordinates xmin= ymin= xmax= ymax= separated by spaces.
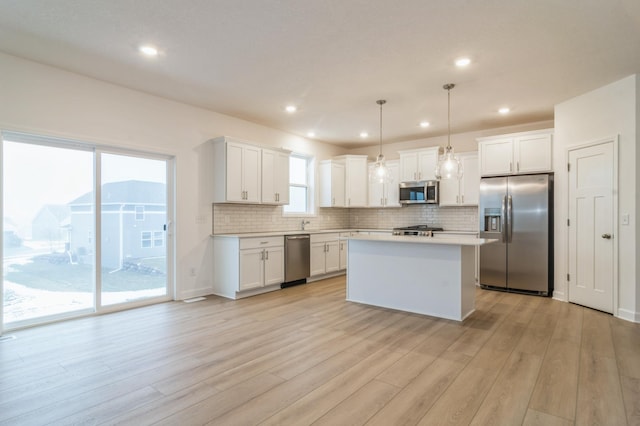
xmin=435 ymin=83 xmax=463 ymax=181
xmin=435 ymin=145 xmax=463 ymax=180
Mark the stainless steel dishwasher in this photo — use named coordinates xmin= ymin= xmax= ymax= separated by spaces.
xmin=283 ymin=234 xmax=310 ymax=287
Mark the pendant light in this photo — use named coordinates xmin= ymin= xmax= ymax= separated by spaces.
xmin=435 ymin=83 xmax=463 ymax=180
xmin=370 ymin=99 xmax=393 ymax=184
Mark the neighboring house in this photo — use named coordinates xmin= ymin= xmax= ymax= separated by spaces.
xmin=68 ymin=180 xmax=166 ymax=270
xmin=2 ymin=218 xmax=22 ymax=248
xmin=31 ymin=204 xmax=70 ymax=242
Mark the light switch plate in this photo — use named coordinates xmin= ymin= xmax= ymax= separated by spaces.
xmin=622 ymin=213 xmax=629 ymax=225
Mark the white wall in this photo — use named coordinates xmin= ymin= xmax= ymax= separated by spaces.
xmin=554 ymin=74 xmax=638 ymax=322
xmin=0 ymin=52 xmax=346 ymax=299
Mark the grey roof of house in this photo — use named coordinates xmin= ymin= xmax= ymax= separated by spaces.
xmin=69 ymin=180 xmax=166 ymax=205
xmin=35 ymin=204 xmax=71 ymax=221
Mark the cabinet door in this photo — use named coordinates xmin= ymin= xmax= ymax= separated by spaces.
xmin=242 ymin=145 xmax=262 ymax=203
xmin=261 ymin=149 xmax=277 ymax=203
xmin=339 ymin=240 xmax=347 ymax=270
xmin=310 ymin=242 xmax=327 ymax=276
xmin=384 ymin=160 xmax=400 ymax=207
xmin=460 ymin=155 xmax=479 ymax=205
xmin=263 ymin=246 xmax=284 ymax=286
xmin=368 ymin=163 xmax=385 ymax=207
xmin=438 ymin=178 xmax=460 ymax=206
xmin=399 ymin=152 xmax=418 ymax=181
xmin=239 ymin=248 xmax=264 ymax=290
xmin=331 ymin=163 xmax=346 ymax=207
xmin=325 ymin=240 xmax=340 ymax=273
xmin=479 ymin=138 xmax=514 ymax=176
xmin=274 ymin=151 xmax=290 ymax=204
xmin=515 ymin=133 xmax=552 ymax=173
xmin=226 ymin=143 xmax=245 ymax=202
xmin=345 ymin=157 xmax=368 ymax=207
xmin=417 ymin=149 xmax=438 ymax=181
xmin=262 ymin=150 xmax=290 ymax=204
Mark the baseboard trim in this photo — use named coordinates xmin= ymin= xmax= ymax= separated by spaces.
xmin=617 ymin=308 xmax=640 ymax=323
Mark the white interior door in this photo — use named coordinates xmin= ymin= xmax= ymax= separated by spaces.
xmin=568 ymin=140 xmax=615 ymax=313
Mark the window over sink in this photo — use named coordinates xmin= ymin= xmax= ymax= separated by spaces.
xmin=283 ymin=153 xmax=315 ymax=215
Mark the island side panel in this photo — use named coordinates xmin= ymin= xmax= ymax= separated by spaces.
xmin=460 ymin=245 xmax=477 ymax=320
xmin=347 ymin=239 xmax=465 ymax=320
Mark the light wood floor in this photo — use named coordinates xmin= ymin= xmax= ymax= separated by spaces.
xmin=1 ymin=276 xmax=639 ymax=425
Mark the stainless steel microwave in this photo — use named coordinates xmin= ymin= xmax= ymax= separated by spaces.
xmin=399 ymin=180 xmax=439 ymax=204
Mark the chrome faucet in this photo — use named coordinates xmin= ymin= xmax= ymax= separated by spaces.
xmin=301 ymin=220 xmax=310 ymax=230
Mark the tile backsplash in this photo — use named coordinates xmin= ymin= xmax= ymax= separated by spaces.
xmin=213 ymin=204 xmax=478 ymax=234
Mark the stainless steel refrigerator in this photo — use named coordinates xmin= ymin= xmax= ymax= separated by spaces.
xmin=479 ymin=174 xmax=553 ymax=295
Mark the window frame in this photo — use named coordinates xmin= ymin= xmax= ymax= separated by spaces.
xmin=282 ymin=153 xmax=316 ymax=217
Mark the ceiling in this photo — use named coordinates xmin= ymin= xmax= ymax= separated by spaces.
xmin=0 ymin=0 xmax=639 ymax=148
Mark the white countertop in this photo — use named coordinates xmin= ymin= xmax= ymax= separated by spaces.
xmin=347 ymin=234 xmax=497 ymax=246
xmin=211 ymin=228 xmax=478 ymax=238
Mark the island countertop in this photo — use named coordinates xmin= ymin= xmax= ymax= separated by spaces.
xmin=347 ymin=234 xmax=497 ymax=246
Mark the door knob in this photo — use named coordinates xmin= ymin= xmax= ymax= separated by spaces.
xmin=601 ymin=233 xmax=612 ymax=239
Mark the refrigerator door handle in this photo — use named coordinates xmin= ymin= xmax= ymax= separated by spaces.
xmin=507 ymin=195 xmax=513 ymax=243
xmin=501 ymin=195 xmax=507 ymax=243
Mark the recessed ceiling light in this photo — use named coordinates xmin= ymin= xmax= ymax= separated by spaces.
xmin=419 ymin=121 xmax=430 ymax=128
xmin=499 ymin=107 xmax=510 ymax=114
xmin=139 ymin=45 xmax=159 ymax=57
xmin=455 ymin=57 xmax=471 ymax=67
xmin=285 ymin=105 xmax=297 ymax=113
xmin=307 ymin=131 xmax=316 ymax=138
xmin=360 ymin=132 xmax=369 ymax=138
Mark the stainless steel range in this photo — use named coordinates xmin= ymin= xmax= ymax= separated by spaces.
xmin=392 ymin=224 xmax=444 ymax=236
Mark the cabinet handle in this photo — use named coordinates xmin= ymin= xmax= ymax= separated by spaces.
xmin=332 ymin=197 xmax=335 ymax=206
xmin=265 ymin=250 xmax=269 ymax=260
xmin=384 ymin=197 xmax=387 ymax=206
xmin=509 ymin=163 xmax=513 ymax=173
xmin=517 ymin=161 xmax=520 ymax=172
xmin=260 ymin=250 xmax=264 ymax=260
xmin=456 ymin=195 xmax=459 ymax=204
xmin=461 ymin=195 xmax=464 ymax=204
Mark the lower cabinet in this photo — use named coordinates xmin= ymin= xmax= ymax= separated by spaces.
xmin=213 ymin=235 xmax=284 ymax=299
xmin=310 ymin=233 xmax=340 ymax=276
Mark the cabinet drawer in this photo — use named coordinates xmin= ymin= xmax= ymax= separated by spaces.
xmin=311 ymin=233 xmax=340 ymax=244
xmin=239 ymin=236 xmax=283 ymax=250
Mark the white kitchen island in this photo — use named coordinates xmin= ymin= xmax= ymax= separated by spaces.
xmin=346 ymin=234 xmax=497 ymax=321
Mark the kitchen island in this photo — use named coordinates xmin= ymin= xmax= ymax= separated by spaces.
xmin=346 ymin=234 xmax=497 ymax=321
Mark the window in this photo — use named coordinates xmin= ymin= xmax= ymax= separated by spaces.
xmin=141 ymin=231 xmax=152 ymax=248
xmin=153 ymin=231 xmax=164 ymax=247
xmin=283 ymin=154 xmax=314 ymax=215
xmin=135 ymin=205 xmax=145 ymax=221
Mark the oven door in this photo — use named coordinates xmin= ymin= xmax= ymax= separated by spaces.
xmin=399 ymin=182 xmax=427 ymax=204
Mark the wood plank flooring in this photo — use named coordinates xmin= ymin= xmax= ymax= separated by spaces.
xmin=1 ymin=276 xmax=639 ymax=425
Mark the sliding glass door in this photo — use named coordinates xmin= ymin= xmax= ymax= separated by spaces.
xmin=99 ymin=153 xmax=168 ymax=307
xmin=2 ymin=139 xmax=95 ymax=328
xmin=1 ymin=132 xmax=173 ymax=330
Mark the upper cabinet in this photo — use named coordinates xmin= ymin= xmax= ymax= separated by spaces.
xmin=343 ymin=155 xmax=368 ymax=207
xmin=319 ymin=160 xmax=346 ymax=207
xmin=438 ymin=153 xmax=479 ymax=206
xmin=319 ymin=155 xmax=368 ymax=208
xmin=261 ymin=148 xmax=290 ymax=205
xmin=368 ymin=160 xmax=400 ymax=208
xmin=477 ymin=129 xmax=553 ymax=177
xmin=211 ymin=136 xmax=289 ymax=204
xmin=398 ymin=147 xmax=439 ymax=182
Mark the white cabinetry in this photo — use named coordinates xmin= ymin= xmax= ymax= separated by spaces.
xmin=310 ymin=233 xmax=340 ymax=276
xmin=398 ymin=147 xmax=439 ymax=182
xmin=213 ymin=236 xmax=284 ymax=299
xmin=438 ymin=154 xmax=479 ymax=206
xmin=212 ymin=137 xmax=261 ymax=203
xmin=319 ymin=160 xmax=345 ymax=207
xmin=368 ymin=160 xmax=400 ymax=207
xmin=343 ymin=155 xmax=368 ymax=207
xmin=477 ymin=130 xmax=553 ymax=176
xmin=319 ymin=155 xmax=368 ymax=208
xmin=261 ymin=148 xmax=290 ymax=205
